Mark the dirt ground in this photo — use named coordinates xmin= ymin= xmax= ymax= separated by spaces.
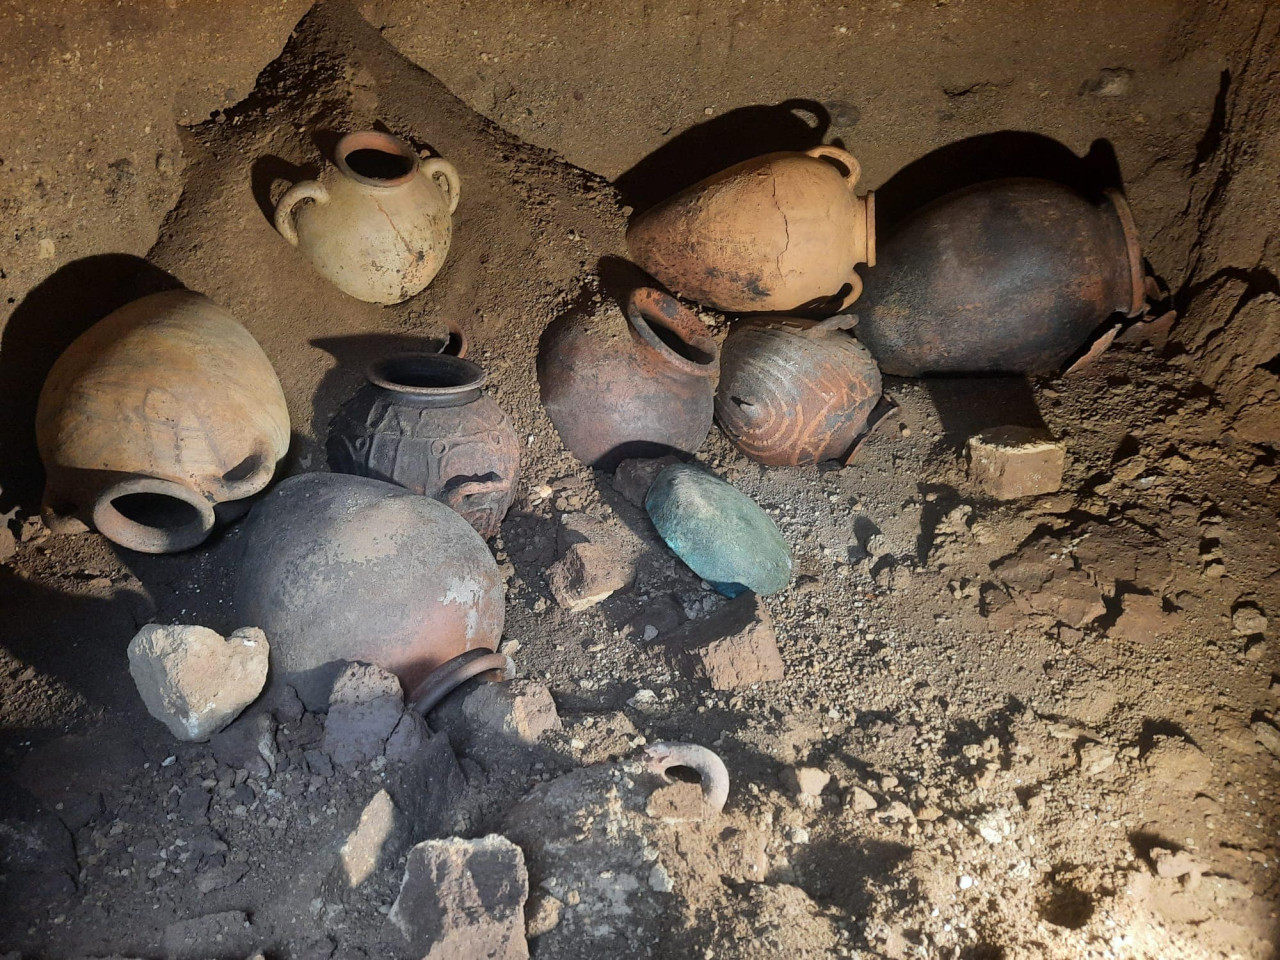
xmin=1 ymin=0 xmax=1278 ymax=957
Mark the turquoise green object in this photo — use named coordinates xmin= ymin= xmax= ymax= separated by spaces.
xmin=645 ymin=463 xmax=792 ymax=596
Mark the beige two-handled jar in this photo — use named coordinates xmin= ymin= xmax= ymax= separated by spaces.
xmin=273 ymin=130 xmax=461 ymax=304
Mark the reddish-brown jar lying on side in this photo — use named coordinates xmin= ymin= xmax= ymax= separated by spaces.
xmin=538 ymin=287 xmax=720 ymax=471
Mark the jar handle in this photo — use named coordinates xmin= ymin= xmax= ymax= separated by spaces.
xmin=804 ymin=145 xmax=861 ymax=188
xmin=215 ymin=439 xmax=280 ymax=502
xmin=831 ymin=271 xmax=864 ymax=311
xmin=273 ymin=180 xmax=330 ymax=246
xmin=442 ymin=320 xmax=468 ymax=358
xmin=441 ymin=478 xmax=504 ymax=512
xmin=422 ymin=158 xmax=462 ymax=214
xmin=801 ymin=313 xmax=858 ymax=337
xmin=409 ymin=649 xmax=513 ymax=715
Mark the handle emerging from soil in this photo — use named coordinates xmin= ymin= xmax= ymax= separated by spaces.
xmin=409 ymin=649 xmax=513 ymax=715
xmin=273 ymin=180 xmax=331 ymax=246
xmin=645 ymin=742 xmax=730 ymax=814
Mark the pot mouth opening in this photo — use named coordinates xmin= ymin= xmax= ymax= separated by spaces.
xmin=92 ymin=477 xmax=216 ymax=554
xmin=367 ymin=353 xmax=486 ymax=396
xmin=627 ymin=289 xmax=720 ymax=376
xmin=336 ymin=131 xmax=419 ymax=187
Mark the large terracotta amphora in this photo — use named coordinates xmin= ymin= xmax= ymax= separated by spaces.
xmin=36 ymin=290 xmax=290 ymax=553
xmin=327 ymin=353 xmax=521 ymax=540
xmin=232 ymin=473 xmax=506 ymax=710
xmin=716 ymin=314 xmax=882 ymax=466
xmin=626 ymin=146 xmax=875 ymax=313
xmin=855 ymin=178 xmax=1145 ymax=375
xmin=273 ymin=131 xmax=461 ymax=305
xmin=538 ymin=287 xmax=720 ymax=470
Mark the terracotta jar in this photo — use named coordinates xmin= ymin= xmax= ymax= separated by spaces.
xmin=326 ymin=353 xmax=520 ymax=540
xmin=233 ymin=473 xmax=506 ymax=710
xmin=538 ymin=287 xmax=720 ymax=470
xmin=626 ymin=146 xmax=875 ymax=313
xmin=716 ymin=315 xmax=882 ymax=466
xmin=855 ymin=178 xmax=1145 ymax=375
xmin=273 ymin=131 xmax=461 ymax=305
xmin=36 ymin=290 xmax=290 ymax=554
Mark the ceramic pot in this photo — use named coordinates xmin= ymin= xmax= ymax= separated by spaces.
xmin=36 ymin=290 xmax=290 ymax=553
xmin=273 ymin=131 xmax=461 ymax=305
xmin=716 ymin=314 xmax=882 ymax=466
xmin=326 ymin=353 xmax=520 ymax=540
xmin=626 ymin=146 xmax=875 ymax=313
xmin=538 ymin=287 xmax=720 ymax=470
xmin=855 ymin=178 xmax=1145 ymax=375
xmin=232 ymin=473 xmax=506 ymax=710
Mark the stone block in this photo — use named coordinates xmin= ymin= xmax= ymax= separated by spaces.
xmin=967 ymin=427 xmax=1065 ymax=500
xmin=127 ymin=624 xmax=269 ymax=741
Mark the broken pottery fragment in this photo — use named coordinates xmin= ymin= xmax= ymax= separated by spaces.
xmin=36 ymin=290 xmax=290 ymax=553
xmin=967 ymin=426 xmax=1065 ymax=500
xmin=627 ymin=146 xmax=874 ymax=312
xmin=388 ymin=834 xmax=530 ymax=959
xmin=645 ymin=741 xmax=731 ymax=814
xmin=233 ymin=473 xmax=505 ymax=710
xmin=547 ymin=541 xmax=628 ymax=611
xmin=645 ymin=464 xmax=791 ymax=596
xmin=274 ymin=130 xmax=460 ymax=304
xmin=538 ymin=288 xmax=719 ymax=470
xmin=127 ymin=624 xmax=269 ymax=741
xmin=668 ymin=592 xmax=784 ymax=689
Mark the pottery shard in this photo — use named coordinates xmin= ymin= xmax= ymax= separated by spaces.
xmin=847 ymin=786 xmax=879 ymax=812
xmin=547 ymin=541 xmax=628 ymax=612
xmin=1110 ymin=593 xmax=1171 ymax=642
xmin=340 ymin=788 xmax=405 ymax=887
xmin=388 ymin=834 xmax=529 ymax=960
xmin=461 ymin=680 xmax=562 ymax=743
xmin=324 ymin=662 xmax=406 ymax=766
xmin=781 ymin=765 xmax=831 ymax=799
xmin=967 ymin=427 xmax=1065 ymax=500
xmin=127 ymin=624 xmax=269 ymax=742
xmin=612 ymin=455 xmax=681 ymax=508
xmin=671 ymin=593 xmax=784 ymax=689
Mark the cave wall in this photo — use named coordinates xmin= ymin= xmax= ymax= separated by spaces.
xmin=1166 ymin=1 xmax=1280 ymax=444
xmin=0 ymin=0 xmax=1273 ymax=508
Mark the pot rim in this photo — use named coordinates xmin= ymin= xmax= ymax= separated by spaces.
xmin=1103 ymin=188 xmax=1146 ymax=318
xmin=92 ymin=476 xmax=216 ymax=554
xmin=366 ymin=352 xmax=487 ymax=397
xmin=626 ymin=288 xmax=721 ymax=378
xmin=335 ymin=130 xmax=420 ymax=189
